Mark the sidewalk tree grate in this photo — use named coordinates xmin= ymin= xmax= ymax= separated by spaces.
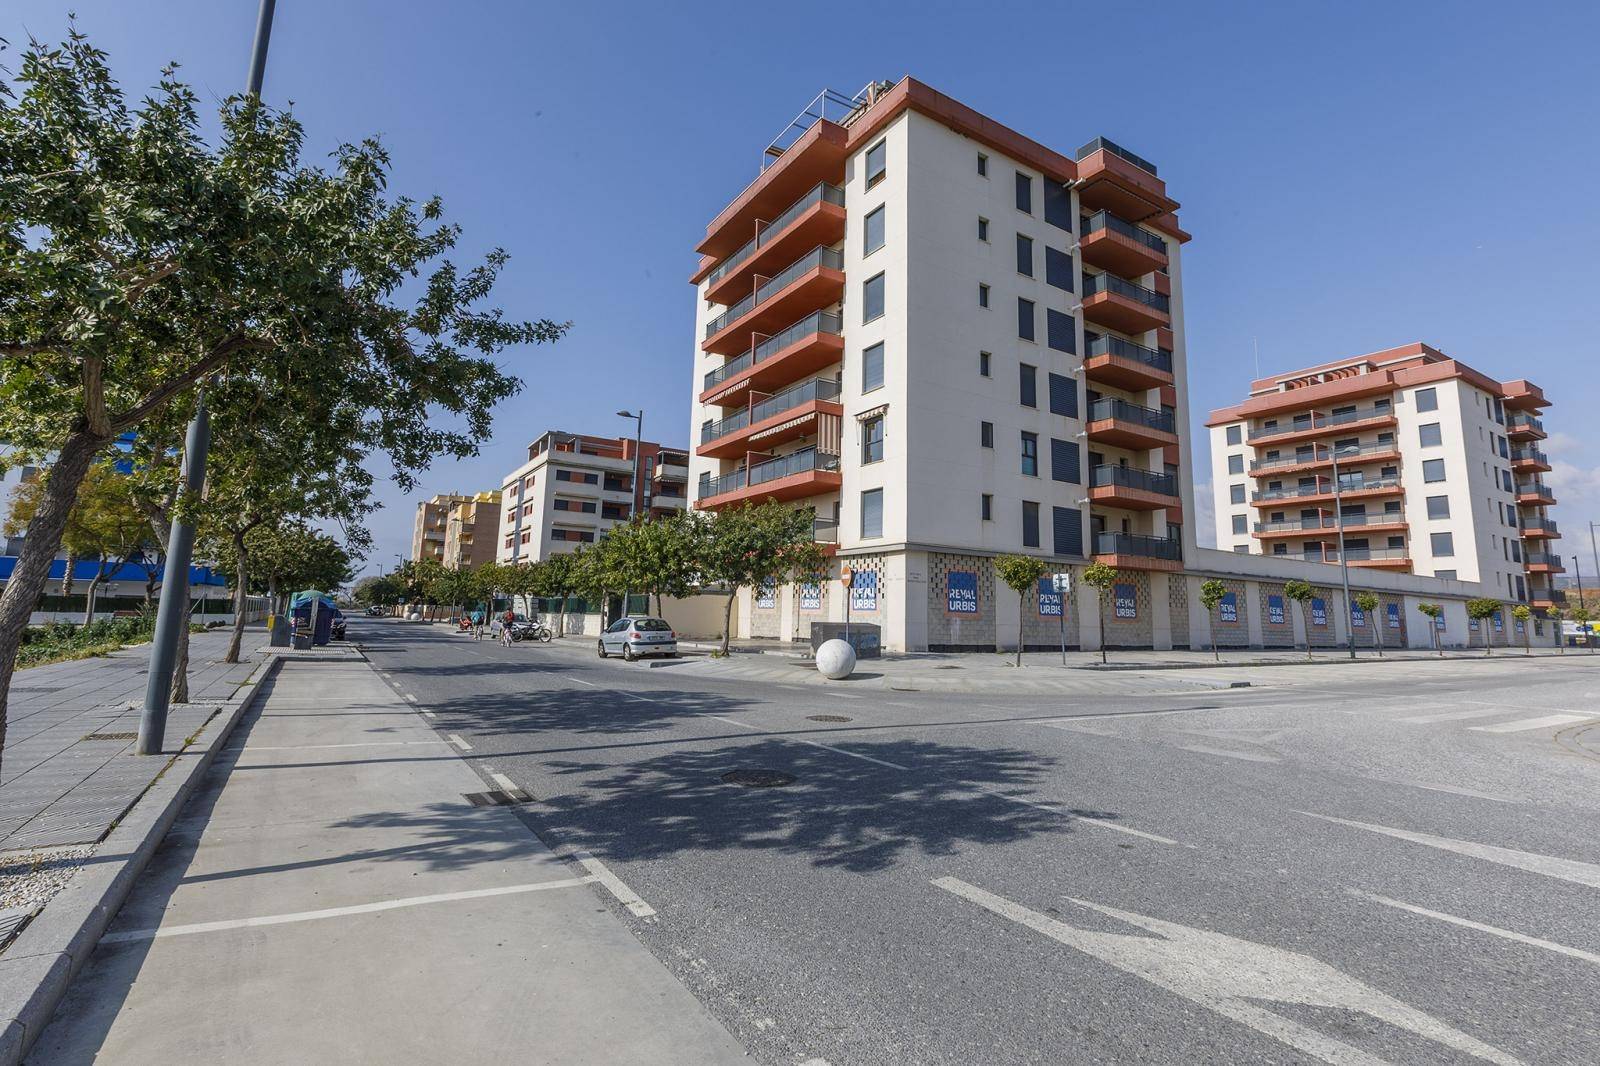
xmin=81 ymin=732 xmax=137 ymax=742
xmin=463 ymin=789 xmax=533 ymax=807
xmin=721 ymin=769 xmax=796 ymax=788
xmin=806 ymin=714 xmax=853 ymax=723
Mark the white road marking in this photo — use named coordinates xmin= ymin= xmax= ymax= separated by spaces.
xmin=1470 ymin=714 xmax=1592 ymax=733
xmin=1350 ymin=890 xmax=1600 ymax=968
xmin=563 ymin=849 xmax=656 ymax=918
xmin=1386 ymin=779 xmax=1519 ymax=804
xmin=245 ymin=741 xmax=444 ymax=751
xmin=447 ymin=734 xmax=472 ymax=751
xmin=799 ymin=739 xmax=909 ymax=770
xmin=934 ymin=877 xmax=1522 ymax=1066
xmin=699 ymin=713 xmax=759 ymax=730
xmin=1300 ymin=812 xmax=1600 ymax=889
xmin=1398 ymin=707 xmax=1511 ymax=724
xmin=101 ymin=877 xmax=597 ymax=943
xmin=566 ymin=676 xmax=599 ymax=687
xmin=828 ymin=692 xmax=864 ymax=700
xmin=489 ymin=771 xmax=518 ymax=792
xmin=620 ymin=691 xmax=656 ymax=703
xmin=1178 ymin=744 xmax=1280 ymax=763
xmin=959 ymin=785 xmax=1180 ymax=846
xmin=798 ymin=1059 xmax=833 ymax=1066
xmin=421 ymin=710 xmax=436 ymax=720
xmin=403 ymin=694 xmax=418 ymax=703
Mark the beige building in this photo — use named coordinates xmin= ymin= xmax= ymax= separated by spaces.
xmin=411 ymin=491 xmax=502 ymax=570
xmin=1206 ymin=344 xmax=1561 ymax=611
xmin=410 ymin=493 xmax=466 ymax=565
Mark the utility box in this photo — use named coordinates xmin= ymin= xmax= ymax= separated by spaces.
xmin=810 ymin=622 xmax=881 ymax=659
xmin=267 ymin=614 xmax=291 ymax=647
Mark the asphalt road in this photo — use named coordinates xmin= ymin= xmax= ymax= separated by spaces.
xmin=356 ymin=619 xmax=1600 ymax=1066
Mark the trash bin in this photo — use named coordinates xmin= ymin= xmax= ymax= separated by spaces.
xmin=291 ymin=630 xmax=312 ymax=650
xmin=268 ymin=613 xmax=291 ymax=648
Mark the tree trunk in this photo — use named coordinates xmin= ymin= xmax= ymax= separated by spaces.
xmin=1098 ymin=598 xmax=1108 ymax=665
xmin=1373 ymin=623 xmax=1381 ymax=657
xmin=722 ymin=590 xmax=737 ymax=656
xmin=1303 ymin=607 xmax=1313 ymax=659
xmin=1483 ymin=624 xmax=1491 ymax=656
xmin=1212 ymin=611 xmax=1220 ymax=661
xmin=0 ymin=430 xmax=106 ymax=778
xmin=556 ymin=593 xmax=567 ymax=637
xmin=83 ymin=557 xmax=109 ymax=625
xmin=225 ymin=530 xmax=248 ymax=664
xmin=1015 ymin=598 xmax=1024 ymax=668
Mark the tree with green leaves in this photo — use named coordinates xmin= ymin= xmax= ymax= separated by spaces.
xmin=535 ymin=553 xmax=578 ymax=635
xmin=1198 ymin=579 xmax=1228 ymax=661
xmin=1547 ymin=607 xmax=1565 ymax=653
xmin=0 ymin=30 xmax=566 ymax=766
xmin=1465 ymin=598 xmax=1501 ymax=656
xmin=352 ymin=573 xmax=403 ymax=610
xmin=1510 ymin=604 xmax=1533 ymax=656
xmin=1571 ymin=606 xmax=1593 ymax=654
xmin=1283 ymin=579 xmax=1315 ymax=660
xmin=1080 ymin=561 xmax=1119 ymax=665
xmin=698 ymin=502 xmax=818 ymax=656
xmin=994 ymin=555 xmax=1048 ymax=667
xmin=4 ymin=462 xmax=149 ymax=624
xmin=1415 ymin=602 xmax=1444 ymax=656
xmin=1353 ymin=591 xmax=1381 ymax=657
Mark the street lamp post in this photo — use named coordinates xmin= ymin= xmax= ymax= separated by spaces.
xmin=1327 ymin=445 xmax=1359 ymax=660
xmin=617 ymin=409 xmax=644 ymax=615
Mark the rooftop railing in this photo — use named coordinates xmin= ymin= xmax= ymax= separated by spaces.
xmin=1075 ymin=136 xmax=1159 ymax=176
xmin=1081 ymin=210 xmax=1168 ymax=255
xmin=705 ymin=182 xmax=846 ymax=289
xmin=1088 ymin=397 xmax=1174 ymax=435
xmin=1082 ymin=271 xmax=1169 ymax=313
xmin=1085 ymin=334 xmax=1172 ymax=374
xmin=705 ymin=246 xmax=844 ymax=340
xmin=704 ymin=311 xmax=843 ymax=392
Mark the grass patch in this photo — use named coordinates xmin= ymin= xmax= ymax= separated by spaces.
xmin=16 ymin=618 xmax=212 ymax=671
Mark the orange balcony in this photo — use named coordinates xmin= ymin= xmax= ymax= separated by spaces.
xmin=1247 ymin=406 xmax=1398 ymax=447
xmin=1086 ymin=398 xmax=1178 ymax=450
xmin=696 ymin=120 xmax=849 ymax=262
xmin=701 ymin=183 xmax=847 ymax=306
xmin=1510 ymin=446 xmax=1550 ymax=474
xmin=1530 ymin=588 xmax=1567 ymax=610
xmin=1078 ymin=211 xmax=1168 ymax=277
xmin=1249 ymin=440 xmax=1401 ymax=478
xmin=1520 ymin=518 xmax=1560 ymax=540
xmin=1506 ymin=413 xmax=1546 ymax=441
xmin=701 ymin=311 xmax=844 ymax=409
xmin=1515 ymin=481 xmax=1556 ymax=507
xmin=1073 ymin=138 xmax=1178 ymax=223
xmin=1091 ymin=530 xmax=1183 ymax=572
xmin=696 ymin=379 xmax=842 ymax=460
xmin=1082 ymin=335 xmax=1173 ymax=390
xmin=1524 ymin=551 xmax=1564 ymax=574
xmin=1081 ymin=272 xmax=1170 ymax=334
xmin=1087 ymin=465 xmax=1180 ymax=511
xmin=1252 ymin=475 xmax=1403 ymax=509
xmin=1500 ymin=380 xmax=1548 ymax=411
xmin=695 ymin=447 xmax=842 ymax=509
xmin=702 ymin=247 xmax=844 ymax=356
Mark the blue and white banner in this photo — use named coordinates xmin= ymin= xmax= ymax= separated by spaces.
xmin=1435 ymin=613 xmax=1446 ymax=632
xmin=947 ymin=571 xmax=978 ymax=615
xmin=1219 ymin=592 xmax=1238 ymax=624
xmin=755 ymin=580 xmax=777 ymax=609
xmin=1514 ymin=618 xmax=1525 ymax=635
xmin=1114 ymin=583 xmax=1137 ymax=620
xmin=798 ymin=582 xmax=822 ymax=611
xmin=1037 ymin=577 xmax=1063 ymax=618
xmin=1351 ymin=603 xmax=1366 ymax=628
xmin=1267 ymin=595 xmax=1284 ymax=625
xmin=850 ymin=571 xmax=878 ymax=612
xmin=1311 ymin=598 xmax=1328 ymax=627
xmin=1387 ymin=603 xmax=1401 ymax=629
xmin=1492 ymin=611 xmax=1504 ymax=633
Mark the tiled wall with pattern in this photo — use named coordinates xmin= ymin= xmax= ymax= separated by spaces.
xmin=926 ymin=553 xmax=998 ymax=651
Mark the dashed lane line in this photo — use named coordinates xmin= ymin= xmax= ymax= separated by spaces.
xmin=560 ymin=848 xmax=656 ymax=918
xmin=1350 ymin=889 xmax=1600 ymax=968
xmin=798 ymin=739 xmax=909 ymax=770
xmin=1300 ymin=812 xmax=1600 ymax=889
xmin=447 ymin=734 xmax=472 ymax=751
xmin=1470 ymin=713 xmax=1593 ymax=734
xmin=403 ymin=693 xmax=418 ymax=704
xmin=1177 ymin=744 xmax=1280 ymax=764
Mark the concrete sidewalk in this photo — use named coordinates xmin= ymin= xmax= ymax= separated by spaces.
xmin=26 ymin=656 xmax=749 ymax=1063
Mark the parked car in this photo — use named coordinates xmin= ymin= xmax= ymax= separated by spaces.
xmin=329 ymin=609 xmax=347 ymax=641
xmin=597 ymin=616 xmax=677 ymax=661
xmin=365 ymin=605 xmax=384 ymax=617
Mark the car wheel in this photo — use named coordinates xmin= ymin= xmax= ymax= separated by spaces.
xmin=597 ymin=641 xmax=607 ymax=659
xmin=622 ymin=643 xmax=638 ymax=662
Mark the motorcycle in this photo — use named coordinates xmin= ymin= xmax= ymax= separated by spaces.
xmin=509 ymin=619 xmax=553 ymax=643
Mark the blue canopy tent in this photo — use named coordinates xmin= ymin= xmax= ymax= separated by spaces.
xmin=289 ymin=590 xmax=337 ymax=646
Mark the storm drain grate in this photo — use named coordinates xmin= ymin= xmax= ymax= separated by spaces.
xmin=721 ymin=769 xmax=796 ymax=788
xmin=463 ymin=789 xmax=533 ymax=807
xmin=806 ymin=714 xmax=852 ymax=723
xmin=81 ymin=732 xmax=138 ymax=742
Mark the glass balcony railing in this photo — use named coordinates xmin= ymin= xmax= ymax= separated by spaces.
xmin=1075 ymin=136 xmax=1159 ymax=176
xmin=1515 ymin=480 xmax=1554 ymax=497
xmin=1081 ymin=211 xmax=1167 ymax=255
xmin=1082 ymin=271 xmax=1169 ymax=313
xmin=698 ymin=447 xmax=840 ymax=500
xmin=703 ymin=311 xmax=843 ymax=392
xmin=1249 ymin=439 xmax=1398 ymax=472
xmin=1248 ymin=405 xmax=1396 ymax=440
xmin=1524 ymin=551 xmax=1563 ymax=567
xmin=1094 ymin=530 xmax=1181 ymax=561
xmin=1085 ymin=334 xmax=1172 ymax=374
xmin=705 ymin=183 xmax=845 ymax=289
xmin=705 ymin=245 xmax=844 ymax=340
xmin=1088 ymin=397 xmax=1175 ymax=435
xmin=1521 ymin=518 xmax=1559 ymax=535
xmin=1319 ymin=546 xmax=1410 ymax=563
xmin=1252 ymin=474 xmax=1401 ymax=503
xmin=1089 ymin=464 xmax=1177 ymax=497
xmin=1255 ymin=511 xmax=1406 ymax=534
xmin=700 ymin=377 xmax=840 ymax=444
xmin=1507 ymin=413 xmax=1545 ymax=434
xmin=1510 ymin=446 xmax=1549 ymax=464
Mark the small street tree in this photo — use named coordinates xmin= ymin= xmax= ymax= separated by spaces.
xmin=1198 ymin=579 xmax=1227 ymax=661
xmin=1353 ymin=591 xmax=1381 ymax=657
xmin=1080 ymin=561 xmax=1119 ymax=665
xmin=1510 ymin=605 xmax=1533 ymax=656
xmin=1415 ymin=603 xmax=1444 ymax=656
xmin=698 ymin=502 xmax=817 ymax=656
xmin=536 ymin=553 xmax=577 ymax=635
xmin=1571 ymin=606 xmax=1594 ymax=654
xmin=1283 ymin=579 xmax=1315 ymax=660
xmin=1465 ymin=598 xmax=1501 ymax=656
xmin=994 ymin=555 xmax=1048 ymax=667
xmin=1547 ymin=607 xmax=1565 ymax=653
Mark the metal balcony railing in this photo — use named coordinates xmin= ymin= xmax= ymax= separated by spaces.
xmin=1085 ymin=334 xmax=1172 ymax=374
xmin=1507 ymin=413 xmax=1545 ymax=434
xmin=812 ymin=518 xmax=839 ymax=544
xmin=1515 ymin=480 xmax=1554 ymax=497
xmin=1082 ymin=271 xmax=1169 ymax=313
xmin=705 ymin=182 xmax=846 ymax=289
xmin=1319 ymin=546 xmax=1410 ymax=563
xmin=700 ymin=377 xmax=840 ymax=444
xmin=1075 ymin=136 xmax=1159 ymax=176
xmin=704 ymin=311 xmax=844 ymax=392
xmin=1510 ymin=446 xmax=1549 ymax=464
xmin=1094 ymin=530 xmax=1182 ymax=561
xmin=1255 ymin=511 xmax=1405 ymax=534
xmin=1524 ymin=551 xmax=1563 ymax=567
xmin=1249 ymin=405 xmax=1396 ymax=441
xmin=1081 ymin=210 xmax=1168 ymax=255
xmin=1249 ymin=439 xmax=1398 ymax=472
xmin=705 ymin=245 xmax=844 ymax=340
xmin=1088 ymin=397 xmax=1174 ymax=435
xmin=1090 ymin=464 xmax=1177 ymax=497
xmin=1252 ymin=474 xmax=1401 ymax=503
xmin=698 ymin=447 xmax=840 ymax=500
xmin=1520 ymin=518 xmax=1559 ymax=535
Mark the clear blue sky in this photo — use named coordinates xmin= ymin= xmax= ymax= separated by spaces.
xmin=11 ymin=1 xmax=1600 ymax=577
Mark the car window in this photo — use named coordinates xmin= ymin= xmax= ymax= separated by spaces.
xmin=606 ymin=620 xmax=629 ymax=633
xmin=635 ymin=618 xmax=671 ymax=632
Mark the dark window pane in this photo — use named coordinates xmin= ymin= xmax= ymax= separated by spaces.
xmin=1044 ymin=180 xmax=1073 ymax=232
xmin=1045 ymin=246 xmax=1074 ymax=291
xmin=1047 ymin=372 xmax=1078 ymax=418
xmin=1046 ymin=308 xmax=1076 ymax=354
xmin=1017 ymin=298 xmax=1035 ymax=341
xmin=1015 ymin=172 xmax=1033 ymax=213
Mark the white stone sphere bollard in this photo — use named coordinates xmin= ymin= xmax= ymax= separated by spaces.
xmin=406 ymin=610 xmax=421 ymax=621
xmin=816 ymin=638 xmax=857 ymax=680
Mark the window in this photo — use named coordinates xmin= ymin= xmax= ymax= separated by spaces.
xmin=978 ymin=283 xmax=990 ymax=308
xmin=1017 ymin=297 xmax=1036 ymax=341
xmin=1230 ymin=484 xmax=1246 ymax=505
xmin=1227 ymin=454 xmax=1244 ymax=475
xmin=980 ymin=421 xmax=994 ymax=448
xmin=1418 ymin=422 xmax=1442 ymax=447
xmin=1225 ymin=425 xmax=1242 ymax=446
xmin=977 ymin=217 xmax=989 ymax=242
xmin=1426 ymin=495 xmax=1450 ymax=519
xmin=864 ymin=205 xmax=885 ymax=254
xmin=1047 ymin=373 xmax=1077 ymax=418
xmin=862 ymin=342 xmax=885 ymax=393
xmin=1016 ymin=233 xmax=1034 ymax=276
xmin=1232 ymin=515 xmax=1248 ymax=535
xmin=861 ymin=415 xmax=884 ymax=464
xmin=1015 ymin=171 xmax=1033 ymax=213
xmin=1430 ymin=532 xmax=1454 ymax=557
xmin=863 ymin=272 xmax=885 ymax=322
xmin=1045 ymin=246 xmax=1074 ymax=291
xmin=860 ymin=489 xmax=883 ymax=538
xmin=981 ymin=493 xmax=993 ymax=521
xmin=1050 ymin=438 xmax=1080 ymax=484
xmin=1435 ymin=569 xmax=1456 ymax=580
xmin=977 ymin=153 xmax=988 ymax=177
xmin=1415 ymin=387 xmax=1438 ymax=412
xmin=1044 ymin=179 xmax=1073 ymax=232
xmin=1053 ymin=505 xmax=1082 ymax=555
xmin=1422 ymin=458 xmax=1446 ymax=483
xmin=1046 ymin=308 xmax=1076 ymax=354
xmin=1022 ymin=501 xmax=1040 ymax=548
xmin=1019 ymin=362 xmax=1037 ymax=407
xmin=1511 ymin=540 xmax=1521 ymax=563
xmin=979 ymin=351 xmax=991 ymax=377
xmin=865 ymin=140 xmax=886 ymax=189
xmin=1500 ymin=469 xmax=1513 ymax=492
xmin=1021 ymin=432 xmax=1038 ymax=476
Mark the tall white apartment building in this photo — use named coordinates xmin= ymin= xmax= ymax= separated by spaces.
xmin=496 ymin=429 xmax=688 ymax=564
xmin=1206 ymin=343 xmax=1562 ymax=610
xmin=687 ymin=78 xmax=1196 ymax=651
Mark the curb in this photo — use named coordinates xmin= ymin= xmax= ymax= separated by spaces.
xmin=0 ymin=652 xmax=285 ymax=1065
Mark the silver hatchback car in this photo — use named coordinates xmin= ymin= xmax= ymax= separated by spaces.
xmin=597 ymin=616 xmax=678 ymax=661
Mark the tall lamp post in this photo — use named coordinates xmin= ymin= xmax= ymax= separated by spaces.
xmin=1326 ymin=444 xmax=1360 ymax=661
xmin=138 ymin=0 xmax=277 ymax=757
xmin=617 ymin=409 xmax=643 ymax=615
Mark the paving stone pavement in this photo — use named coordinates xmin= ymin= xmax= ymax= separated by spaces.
xmin=0 ymin=629 xmax=261 ymax=851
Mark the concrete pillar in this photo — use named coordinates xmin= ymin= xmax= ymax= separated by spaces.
xmin=901 ymin=550 xmax=929 ymax=654
xmin=1244 ymin=579 xmax=1265 ymax=649
xmin=1081 ymin=586 xmax=1104 ymax=652
xmin=1150 ymin=572 xmax=1173 ymax=651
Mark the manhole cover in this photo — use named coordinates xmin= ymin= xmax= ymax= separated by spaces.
xmin=82 ymin=732 xmax=137 ymax=742
xmin=721 ymin=769 xmax=796 ymax=788
xmin=806 ymin=714 xmax=852 ymax=723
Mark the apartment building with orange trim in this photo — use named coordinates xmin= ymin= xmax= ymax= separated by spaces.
xmin=411 ymin=491 xmax=503 ymax=570
xmin=1206 ymin=344 xmax=1562 ymax=611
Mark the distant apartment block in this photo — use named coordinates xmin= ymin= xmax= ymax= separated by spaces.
xmin=411 ymin=491 xmax=501 ymax=569
xmin=495 ymin=430 xmax=688 ymax=564
xmin=1206 ymin=343 xmax=1560 ymax=609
